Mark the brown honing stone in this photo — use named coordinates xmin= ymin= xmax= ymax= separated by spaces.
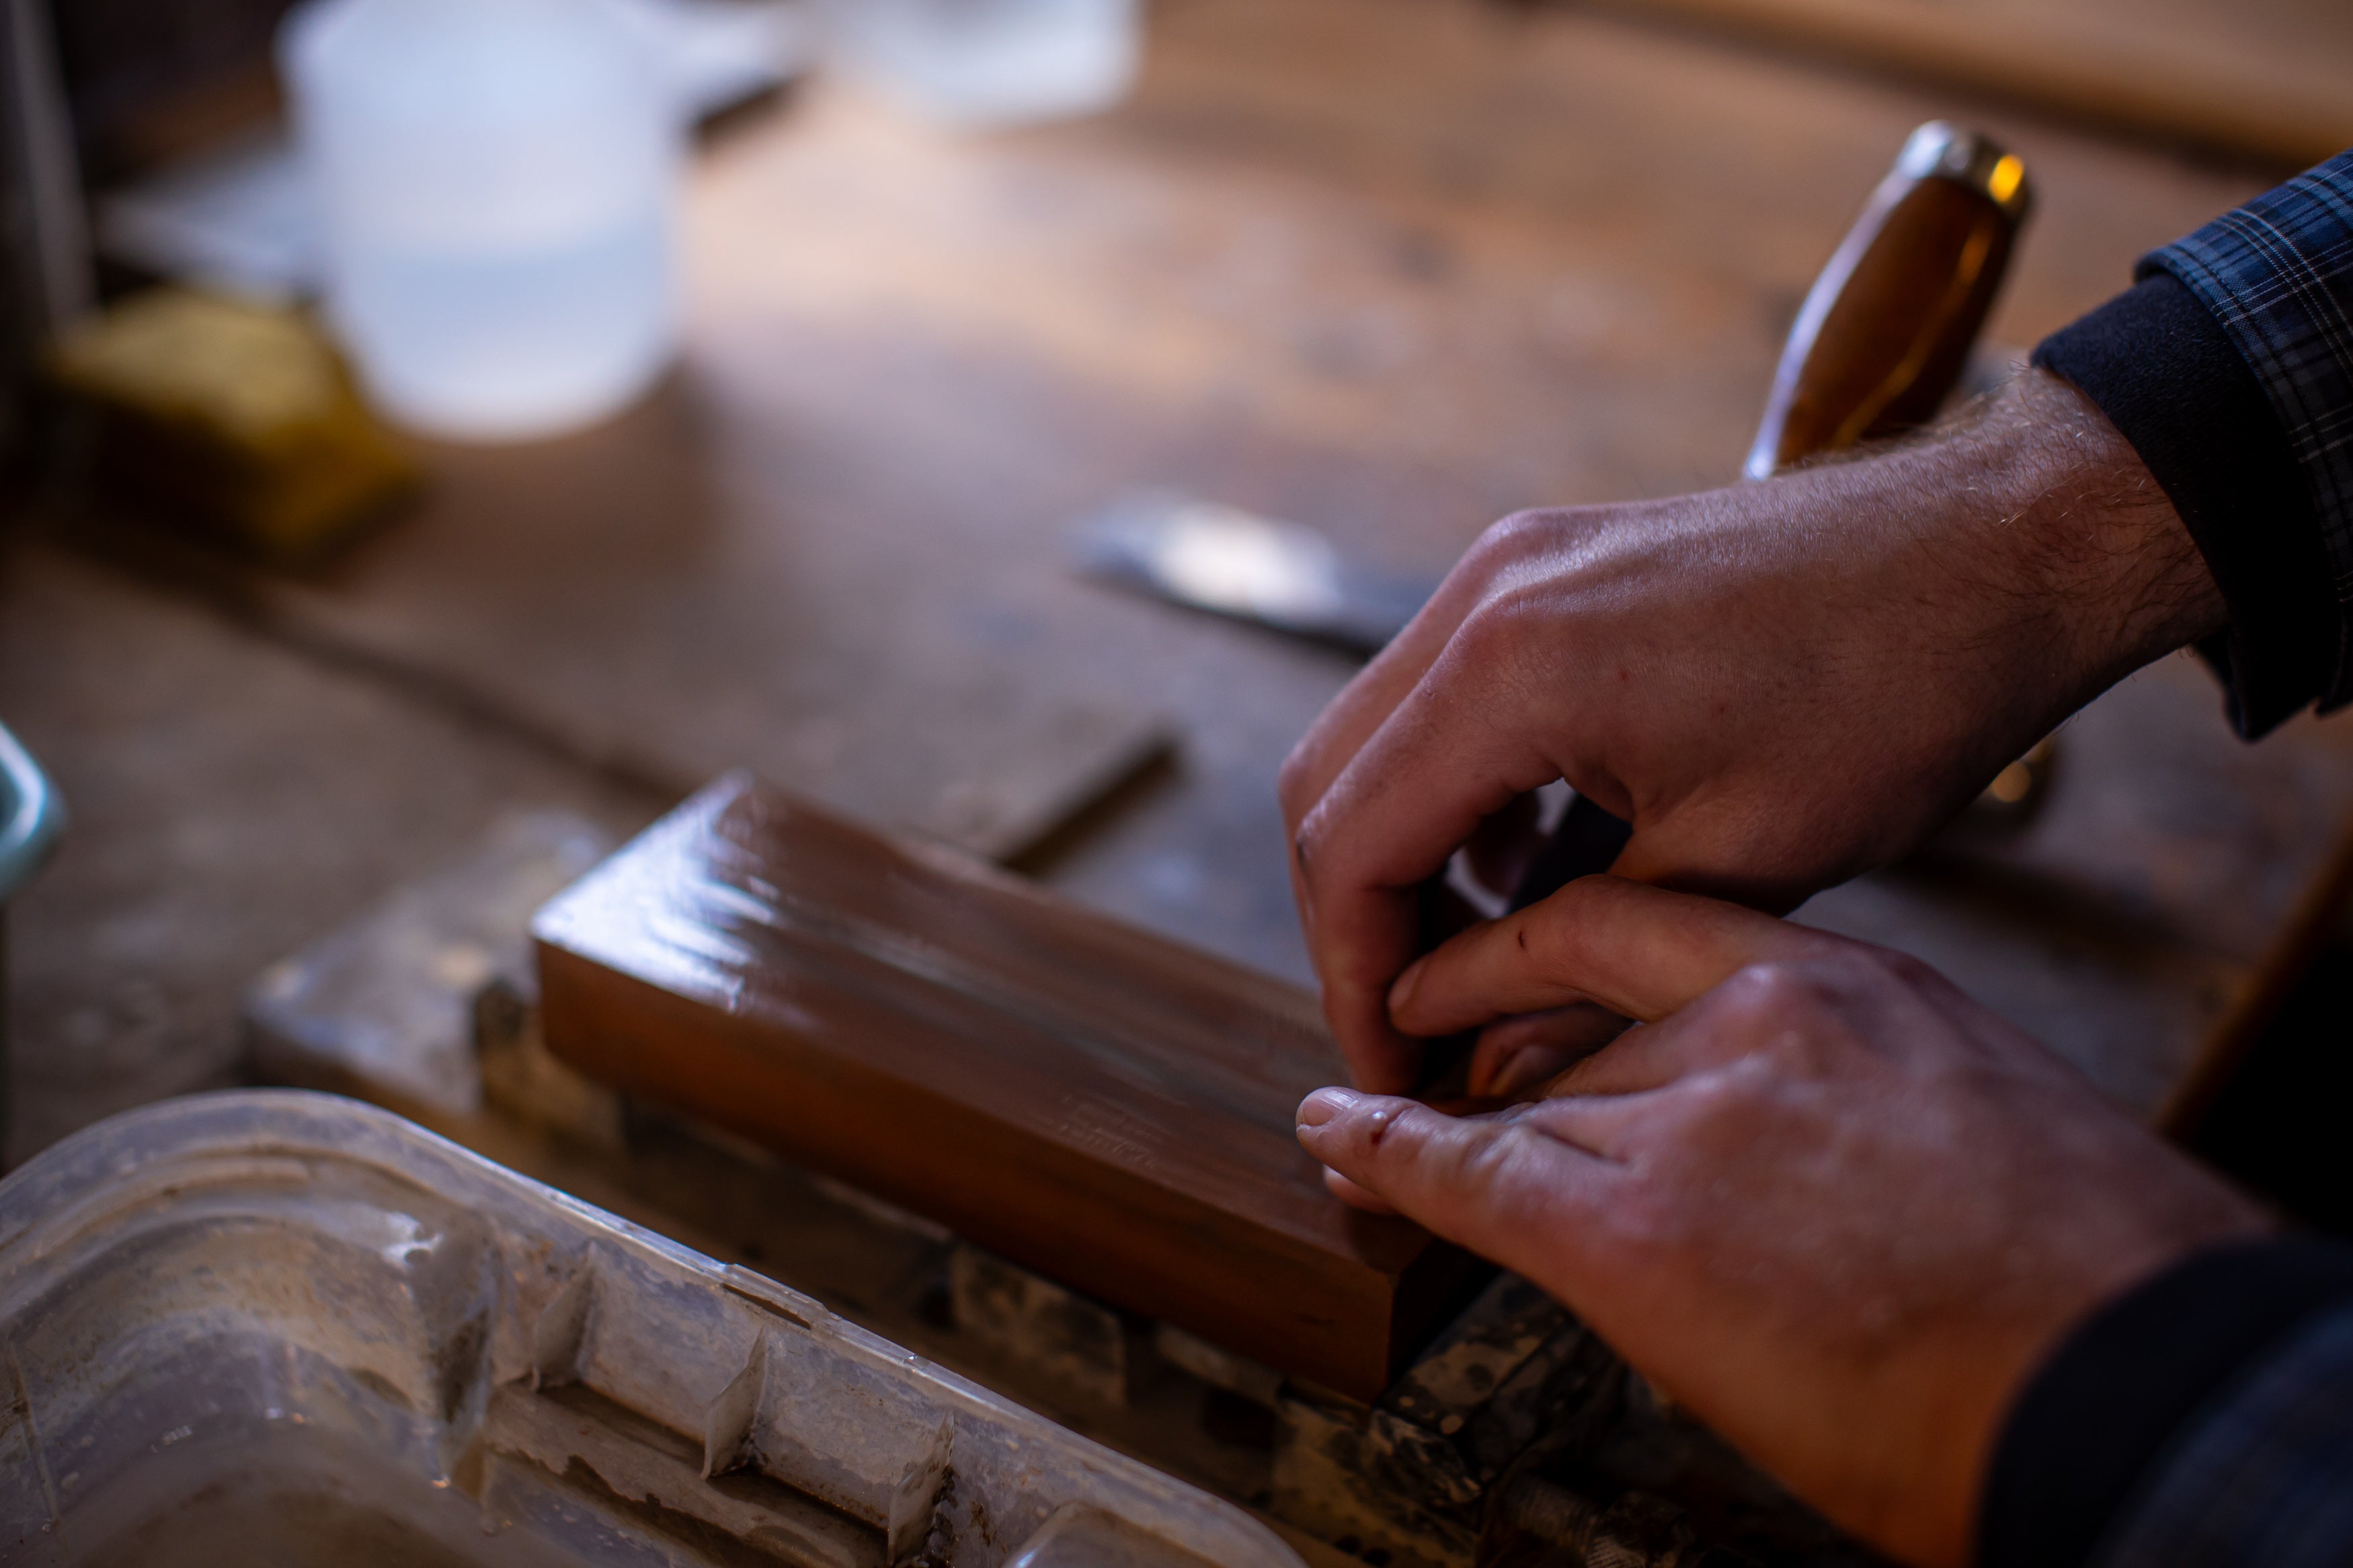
xmin=533 ymin=773 xmax=1482 ymax=1399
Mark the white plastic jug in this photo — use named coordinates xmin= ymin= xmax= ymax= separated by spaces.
xmin=281 ymin=0 xmax=681 ymax=441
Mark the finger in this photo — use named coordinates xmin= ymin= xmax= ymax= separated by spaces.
xmin=1278 ymin=616 xmax=1485 ymax=1072
xmin=1295 ymin=1088 xmax=1624 ymax=1272
xmin=1276 ymin=548 xmax=1503 ymax=839
xmin=1298 ymin=662 xmax=1568 ymax=1089
xmin=1545 ymin=940 xmax=1944 ymax=1099
xmin=1308 ymin=888 xmax=1427 ymax=1095
xmin=1466 ymin=1003 xmax=1632 ymax=1097
xmin=1279 ymin=581 xmax=1511 ymax=1087
xmin=1389 ymin=876 xmax=1853 ymax=1037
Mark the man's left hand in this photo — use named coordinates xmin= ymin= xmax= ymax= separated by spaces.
xmin=1296 ymin=878 xmax=2267 ymax=1568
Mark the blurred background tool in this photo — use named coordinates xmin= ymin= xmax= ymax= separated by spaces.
xmin=47 ymin=287 xmax=416 ymax=561
xmin=1079 ymin=490 xmax=1435 ymax=657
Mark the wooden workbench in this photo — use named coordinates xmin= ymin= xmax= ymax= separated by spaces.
xmin=159 ymin=0 xmax=2337 ymax=1126
xmin=52 ymin=8 xmax=2327 ymax=1565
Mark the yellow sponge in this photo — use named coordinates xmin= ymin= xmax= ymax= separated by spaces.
xmin=49 ymin=289 xmax=418 ymax=561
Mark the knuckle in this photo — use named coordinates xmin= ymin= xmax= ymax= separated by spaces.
xmin=1466 ymin=505 xmax=1611 ymax=576
xmin=1703 ymin=964 xmax=1860 ymax=1077
xmin=1714 ymin=961 xmax=1825 ymax=1029
xmin=1702 ymin=1053 xmax=1785 ymax=1112
xmin=1289 ymin=803 xmax=1333 ymax=880
xmin=1449 ymin=586 xmax=1548 ymax=671
xmin=1518 ymin=903 xmax=1598 ymax=985
xmin=1852 ymin=945 xmax=1938 ymax=992
xmin=1463 ymin=509 xmax=1551 ymax=569
xmin=1275 ymin=745 xmax=1317 ymax=823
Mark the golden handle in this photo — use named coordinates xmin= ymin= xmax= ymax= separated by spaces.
xmin=1746 ymin=122 xmax=2032 ymax=479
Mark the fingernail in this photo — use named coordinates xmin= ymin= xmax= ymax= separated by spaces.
xmin=1298 ymin=1087 xmax=1361 ymax=1130
xmin=1388 ymin=959 xmax=1427 ymax=1018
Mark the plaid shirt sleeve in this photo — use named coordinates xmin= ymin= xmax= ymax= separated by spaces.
xmin=2141 ymin=151 xmax=2353 ymax=709
xmin=2094 ymin=1303 xmax=2353 ymax=1568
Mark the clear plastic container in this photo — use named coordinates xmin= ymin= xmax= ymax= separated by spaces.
xmin=280 ymin=0 xmax=682 ymax=441
xmin=823 ymin=0 xmax=1141 ymax=128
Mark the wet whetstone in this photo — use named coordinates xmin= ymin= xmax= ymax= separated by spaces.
xmin=533 ymin=773 xmax=1484 ymax=1400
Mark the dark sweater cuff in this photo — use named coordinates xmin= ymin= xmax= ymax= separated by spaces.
xmin=2032 ymin=274 xmax=2331 ymax=737
xmin=1977 ymin=1237 xmax=2353 ymax=1568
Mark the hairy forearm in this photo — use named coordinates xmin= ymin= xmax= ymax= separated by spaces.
xmin=1900 ymin=368 xmax=2226 ymax=702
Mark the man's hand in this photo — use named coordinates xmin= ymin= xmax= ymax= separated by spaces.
xmin=1280 ymin=370 xmax=2225 ymax=1093
xmin=1295 ymin=878 xmax=2268 ymax=1568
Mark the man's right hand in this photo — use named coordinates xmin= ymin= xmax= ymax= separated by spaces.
xmin=1280 ymin=370 xmax=2227 ymax=1096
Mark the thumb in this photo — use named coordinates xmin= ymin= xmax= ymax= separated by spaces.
xmin=1295 ymin=1087 xmax=1620 ymax=1273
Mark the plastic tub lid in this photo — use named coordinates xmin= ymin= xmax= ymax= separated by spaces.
xmin=0 ymin=1089 xmax=1304 ymax=1567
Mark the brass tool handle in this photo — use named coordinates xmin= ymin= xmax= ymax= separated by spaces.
xmin=1745 ymin=122 xmax=2033 ymax=480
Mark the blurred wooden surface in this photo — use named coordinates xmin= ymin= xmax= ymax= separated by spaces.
xmin=68 ymin=0 xmax=2353 ymax=1124
xmin=1581 ymin=0 xmax=2353 ymax=168
xmin=250 ymin=384 xmax=1177 ymax=864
